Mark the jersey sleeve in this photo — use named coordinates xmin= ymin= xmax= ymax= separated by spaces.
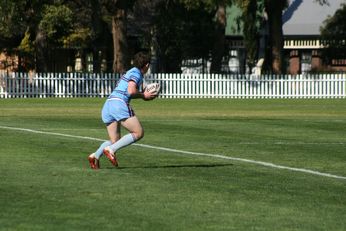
xmin=128 ymin=71 xmax=143 ymax=87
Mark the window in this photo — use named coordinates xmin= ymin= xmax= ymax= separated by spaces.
xmin=301 ymin=51 xmax=311 ymax=73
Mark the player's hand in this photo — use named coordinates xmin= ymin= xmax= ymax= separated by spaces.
xmin=143 ymin=91 xmax=157 ymax=100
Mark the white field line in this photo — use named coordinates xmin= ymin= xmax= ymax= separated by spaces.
xmin=1 ymin=125 xmax=345 ymax=181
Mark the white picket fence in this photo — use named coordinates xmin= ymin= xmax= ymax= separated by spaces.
xmin=0 ymin=72 xmax=345 ymax=99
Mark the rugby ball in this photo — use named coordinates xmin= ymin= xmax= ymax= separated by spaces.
xmin=145 ymin=83 xmax=160 ymax=94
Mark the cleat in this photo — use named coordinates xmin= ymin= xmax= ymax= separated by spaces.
xmin=88 ymin=155 xmax=98 ymax=169
xmin=103 ymin=147 xmax=118 ymax=167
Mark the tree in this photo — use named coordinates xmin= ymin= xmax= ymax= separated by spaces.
xmin=209 ymin=1 xmax=227 ymax=73
xmin=172 ymin=0 xmax=233 ymax=73
xmin=234 ymin=0 xmax=264 ymax=73
xmin=320 ymin=3 xmax=346 ymax=65
xmin=101 ymin=0 xmax=136 ymax=73
xmin=0 ymin=0 xmax=27 ymax=49
xmin=154 ymin=1 xmax=185 ymax=72
xmin=17 ymin=29 xmax=35 ymax=70
xmin=1 ymin=0 xmax=111 ymax=72
xmin=39 ymin=5 xmax=73 ymax=45
xmin=154 ymin=0 xmax=215 ymax=72
xmin=263 ymin=0 xmax=287 ymax=74
xmin=63 ymin=0 xmax=110 ymax=72
xmin=0 ymin=0 xmax=53 ymax=71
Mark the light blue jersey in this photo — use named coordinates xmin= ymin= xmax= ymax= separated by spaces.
xmin=101 ymin=67 xmax=143 ymax=124
xmin=108 ymin=67 xmax=143 ymax=103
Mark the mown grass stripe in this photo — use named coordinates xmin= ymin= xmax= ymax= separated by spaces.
xmin=1 ymin=125 xmax=345 ymax=181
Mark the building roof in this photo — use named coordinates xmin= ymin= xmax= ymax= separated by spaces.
xmin=283 ymin=0 xmax=346 ymax=36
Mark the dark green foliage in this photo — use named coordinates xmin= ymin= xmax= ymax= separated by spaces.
xmin=320 ymin=4 xmax=346 ymax=62
xmin=155 ymin=0 xmax=214 ymax=72
xmin=238 ymin=0 xmax=262 ymax=70
xmin=39 ymin=5 xmax=73 ymax=45
xmin=0 ymin=0 xmax=41 ymax=48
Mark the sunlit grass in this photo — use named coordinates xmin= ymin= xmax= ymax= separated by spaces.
xmin=0 ymin=98 xmax=345 ymax=231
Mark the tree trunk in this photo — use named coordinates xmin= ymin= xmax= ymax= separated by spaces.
xmin=210 ymin=3 xmax=226 ymax=73
xmin=112 ymin=8 xmax=129 ymax=73
xmin=265 ymin=0 xmax=285 ymax=74
xmin=242 ymin=0 xmax=259 ymax=73
xmin=34 ymin=30 xmax=48 ymax=72
xmin=270 ymin=8 xmax=283 ymax=74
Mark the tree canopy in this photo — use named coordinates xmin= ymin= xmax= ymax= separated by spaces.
xmin=320 ymin=3 xmax=346 ymax=62
xmin=0 ymin=0 xmax=336 ymax=74
xmin=39 ymin=5 xmax=73 ymax=45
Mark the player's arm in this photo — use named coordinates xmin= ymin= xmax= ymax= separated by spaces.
xmin=128 ymin=81 xmax=155 ymax=100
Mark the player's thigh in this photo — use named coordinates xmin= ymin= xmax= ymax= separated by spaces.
xmin=106 ymin=121 xmax=121 ymax=143
xmin=121 ymin=116 xmax=143 ymax=138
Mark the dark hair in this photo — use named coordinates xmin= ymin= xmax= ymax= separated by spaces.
xmin=133 ymin=52 xmax=151 ymax=69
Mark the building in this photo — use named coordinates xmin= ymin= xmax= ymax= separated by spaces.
xmin=283 ymin=0 xmax=346 ymax=74
xmin=226 ymin=0 xmax=346 ymax=75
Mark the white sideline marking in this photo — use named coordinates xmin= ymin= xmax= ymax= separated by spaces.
xmin=1 ymin=125 xmax=345 ymax=181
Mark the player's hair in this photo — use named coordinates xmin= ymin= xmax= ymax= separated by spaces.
xmin=133 ymin=52 xmax=151 ymax=69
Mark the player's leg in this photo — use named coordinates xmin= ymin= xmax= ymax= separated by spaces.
xmin=102 ymin=121 xmax=121 ymax=166
xmin=89 ymin=100 xmax=121 ymax=169
xmin=88 ymin=122 xmax=120 ymax=169
xmin=90 ymin=122 xmax=120 ymax=159
xmin=106 ymin=116 xmax=144 ymax=154
xmin=88 ymin=139 xmax=112 ymax=169
xmin=121 ymin=115 xmax=144 ymax=141
xmin=106 ymin=121 xmax=121 ymax=144
xmin=102 ymin=100 xmax=140 ymax=167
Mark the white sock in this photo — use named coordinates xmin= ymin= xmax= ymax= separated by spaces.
xmin=109 ymin=133 xmax=136 ymax=153
xmin=95 ymin=140 xmax=112 ymax=159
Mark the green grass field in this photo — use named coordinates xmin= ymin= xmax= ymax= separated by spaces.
xmin=0 ymin=98 xmax=346 ymax=231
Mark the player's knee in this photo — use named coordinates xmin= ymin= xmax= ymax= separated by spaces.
xmin=133 ymin=129 xmax=144 ymax=141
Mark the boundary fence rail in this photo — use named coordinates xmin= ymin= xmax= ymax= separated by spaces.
xmin=1 ymin=72 xmax=345 ymax=99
